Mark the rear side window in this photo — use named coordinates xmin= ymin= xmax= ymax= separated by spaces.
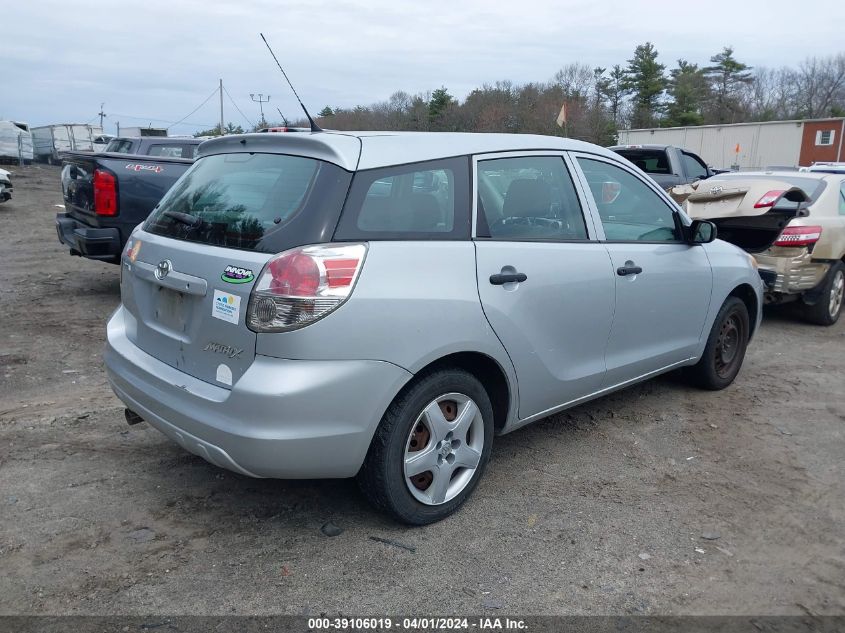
xmin=146 ymin=144 xmax=196 ymax=159
xmin=615 ymin=149 xmax=672 ymax=175
xmin=334 ymin=157 xmax=470 ymax=240
xmin=145 ymin=153 xmax=352 ymax=252
xmin=107 ymin=140 xmax=134 ymax=153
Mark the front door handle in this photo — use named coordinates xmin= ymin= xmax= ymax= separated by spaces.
xmin=490 ymin=272 xmax=527 ymax=285
xmin=616 ymin=265 xmax=643 ymax=276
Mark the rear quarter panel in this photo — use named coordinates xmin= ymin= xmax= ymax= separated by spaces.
xmin=255 ymin=241 xmax=520 ymax=421
xmin=801 ymin=180 xmax=845 ymax=261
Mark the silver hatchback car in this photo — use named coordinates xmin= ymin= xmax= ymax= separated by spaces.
xmin=106 ymin=132 xmax=763 ymax=524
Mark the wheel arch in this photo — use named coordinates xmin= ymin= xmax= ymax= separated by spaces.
xmin=728 ymin=283 xmax=759 ymax=337
xmin=408 ymin=352 xmax=513 ymax=434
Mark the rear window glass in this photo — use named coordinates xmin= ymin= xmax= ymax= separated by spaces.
xmin=144 ymin=153 xmax=352 ymax=252
xmin=334 ymin=157 xmax=470 ymax=240
xmin=614 ymin=149 xmax=672 ymax=174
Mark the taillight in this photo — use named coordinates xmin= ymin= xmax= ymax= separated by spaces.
xmin=247 ymin=243 xmax=367 ymax=332
xmin=93 ymin=169 xmax=117 ymax=216
xmin=774 ymin=225 xmax=823 ymax=248
xmin=753 ymin=189 xmax=785 ymax=208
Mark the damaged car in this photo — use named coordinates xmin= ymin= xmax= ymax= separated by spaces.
xmin=0 ymin=168 xmax=12 ymax=203
xmin=678 ymin=171 xmax=845 ymax=325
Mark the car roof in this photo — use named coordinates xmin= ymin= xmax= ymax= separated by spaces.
xmin=197 ymin=131 xmax=620 ymax=171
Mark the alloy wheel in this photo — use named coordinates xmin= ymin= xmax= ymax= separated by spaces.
xmin=829 ymin=269 xmax=844 ymax=319
xmin=403 ymin=393 xmax=485 ymax=506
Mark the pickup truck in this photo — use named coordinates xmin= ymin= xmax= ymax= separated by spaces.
xmin=609 ymin=144 xmax=714 ymax=189
xmin=55 ymin=149 xmax=197 ymax=264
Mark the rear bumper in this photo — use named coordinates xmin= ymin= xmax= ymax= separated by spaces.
xmin=104 ymin=306 xmax=412 ymax=479
xmin=55 ymin=212 xmax=122 ymax=261
xmin=756 ymin=251 xmax=829 ymax=296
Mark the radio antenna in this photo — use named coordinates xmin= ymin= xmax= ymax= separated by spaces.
xmin=260 ymin=33 xmax=322 ymax=133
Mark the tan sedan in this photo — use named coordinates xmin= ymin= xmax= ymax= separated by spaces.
xmin=677 ymin=170 xmax=845 ymax=325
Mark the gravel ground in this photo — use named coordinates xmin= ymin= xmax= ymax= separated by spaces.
xmin=1 ymin=165 xmax=843 ymax=616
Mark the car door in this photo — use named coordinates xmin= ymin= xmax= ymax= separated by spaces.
xmin=572 ymin=154 xmax=713 ymax=388
xmin=473 ymin=152 xmax=615 ymax=420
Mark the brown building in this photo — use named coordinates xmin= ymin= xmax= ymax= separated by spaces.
xmin=799 ymin=119 xmax=845 ymax=166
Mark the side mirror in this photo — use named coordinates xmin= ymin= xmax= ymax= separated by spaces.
xmin=69 ymin=165 xmax=79 ymax=180
xmin=689 ymin=219 xmax=717 ymax=244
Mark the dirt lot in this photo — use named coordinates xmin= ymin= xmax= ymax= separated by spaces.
xmin=0 ymin=165 xmax=843 ymax=616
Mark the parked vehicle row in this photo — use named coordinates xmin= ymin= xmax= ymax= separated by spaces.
xmin=101 ymin=131 xmax=765 ymax=524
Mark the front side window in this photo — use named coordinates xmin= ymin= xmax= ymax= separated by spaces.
xmin=334 ymin=157 xmax=469 ymax=239
xmin=476 ymin=156 xmax=588 ymax=240
xmin=145 ymin=152 xmax=352 ymax=252
xmin=578 ymin=158 xmax=679 ymax=242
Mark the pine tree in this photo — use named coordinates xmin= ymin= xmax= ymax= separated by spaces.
xmin=623 ymin=42 xmax=667 ymax=128
xmin=704 ymin=47 xmax=753 ymax=123
xmin=666 ymin=60 xmax=710 ymax=126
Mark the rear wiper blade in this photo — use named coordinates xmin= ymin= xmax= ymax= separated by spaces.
xmin=162 ymin=210 xmax=203 ymax=228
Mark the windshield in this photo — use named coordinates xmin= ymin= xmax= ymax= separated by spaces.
xmin=145 ymin=152 xmax=352 ymax=253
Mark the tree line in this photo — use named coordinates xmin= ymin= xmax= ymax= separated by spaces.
xmin=198 ymin=45 xmax=845 ymax=146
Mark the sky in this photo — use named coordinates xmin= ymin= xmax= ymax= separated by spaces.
xmin=2 ymin=0 xmax=843 ymax=136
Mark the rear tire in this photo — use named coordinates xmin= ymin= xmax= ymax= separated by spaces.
xmin=687 ymin=296 xmax=750 ymax=390
xmin=357 ymin=368 xmax=494 ymax=525
xmin=802 ymin=261 xmax=844 ymax=326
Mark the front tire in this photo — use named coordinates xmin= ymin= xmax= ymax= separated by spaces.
xmin=687 ymin=296 xmax=750 ymax=390
xmin=802 ymin=261 xmax=844 ymax=326
xmin=357 ymin=368 xmax=494 ymax=525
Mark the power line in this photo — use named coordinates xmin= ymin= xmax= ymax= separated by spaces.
xmin=222 ymin=84 xmax=255 ymax=128
xmin=167 ymin=87 xmax=220 ymax=130
xmin=109 ymin=113 xmax=217 ymax=128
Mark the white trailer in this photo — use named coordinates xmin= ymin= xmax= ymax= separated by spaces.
xmin=617 ymin=120 xmax=807 ymax=171
xmin=114 ymin=126 xmax=168 ymax=138
xmin=31 ymin=124 xmax=105 ymax=164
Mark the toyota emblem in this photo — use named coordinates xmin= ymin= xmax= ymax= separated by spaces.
xmin=155 ymin=259 xmax=173 ymax=280
xmin=709 ymin=186 xmax=723 ymax=196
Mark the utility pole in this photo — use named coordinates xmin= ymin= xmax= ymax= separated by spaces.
xmin=250 ymin=93 xmax=270 ymax=128
xmin=219 ymin=79 xmax=225 ymax=136
xmin=98 ymin=103 xmax=106 ymax=129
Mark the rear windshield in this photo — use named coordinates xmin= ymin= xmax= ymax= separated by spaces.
xmin=144 ymin=152 xmax=353 ymax=252
xmin=715 ymin=174 xmax=828 ymax=202
xmin=614 ymin=149 xmax=672 ymax=175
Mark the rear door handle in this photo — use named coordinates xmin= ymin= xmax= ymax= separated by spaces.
xmin=616 ymin=265 xmax=643 ymax=276
xmin=490 ymin=272 xmax=527 ymax=285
